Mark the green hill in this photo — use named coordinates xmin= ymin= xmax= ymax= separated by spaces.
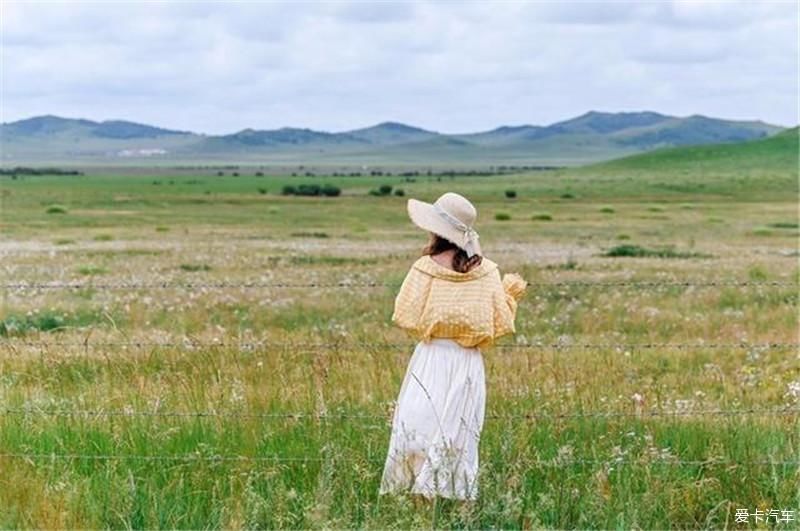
xmin=578 ymin=126 xmax=798 ymax=175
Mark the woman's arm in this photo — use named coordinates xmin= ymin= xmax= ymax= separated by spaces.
xmin=391 ymin=268 xmax=430 ymax=334
xmin=493 ymin=271 xmax=528 ymax=338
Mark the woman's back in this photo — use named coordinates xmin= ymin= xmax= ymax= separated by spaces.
xmin=391 ymin=253 xmax=527 ymax=350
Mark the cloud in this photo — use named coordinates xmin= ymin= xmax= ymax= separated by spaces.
xmin=1 ymin=0 xmax=796 ymax=133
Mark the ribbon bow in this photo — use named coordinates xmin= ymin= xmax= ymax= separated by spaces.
xmin=433 ymin=203 xmax=481 ymax=258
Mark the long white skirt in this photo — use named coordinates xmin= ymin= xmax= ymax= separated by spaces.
xmin=379 ymin=338 xmax=486 ymax=500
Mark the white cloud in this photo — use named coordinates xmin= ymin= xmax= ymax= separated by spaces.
xmin=1 ymin=0 xmax=796 ymax=133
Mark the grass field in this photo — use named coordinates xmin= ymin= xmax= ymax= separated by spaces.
xmin=0 ymin=133 xmax=798 ymax=528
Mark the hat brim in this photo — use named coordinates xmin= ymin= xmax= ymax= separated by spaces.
xmin=407 ymin=198 xmax=482 ymax=256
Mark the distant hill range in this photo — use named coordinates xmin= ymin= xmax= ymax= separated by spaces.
xmin=0 ymin=111 xmax=789 ymax=166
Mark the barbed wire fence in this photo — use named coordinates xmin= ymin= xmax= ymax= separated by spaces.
xmin=2 ymin=274 xmax=798 ymax=469
xmin=3 ymin=280 xmax=798 ymax=289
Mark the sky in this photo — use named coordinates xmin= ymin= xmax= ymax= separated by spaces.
xmin=1 ymin=0 xmax=798 ymax=134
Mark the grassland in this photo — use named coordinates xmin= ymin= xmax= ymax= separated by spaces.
xmin=0 ymin=132 xmax=798 ymax=528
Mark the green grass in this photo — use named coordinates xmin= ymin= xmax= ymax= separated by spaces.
xmin=0 ymin=135 xmax=797 ymax=527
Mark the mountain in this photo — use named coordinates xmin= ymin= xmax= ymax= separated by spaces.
xmin=0 ymin=112 xmax=788 ymax=165
xmin=2 ymin=115 xmax=191 ymax=138
xmin=345 ymin=122 xmax=439 ymax=145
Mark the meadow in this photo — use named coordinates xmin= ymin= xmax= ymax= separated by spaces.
xmin=0 ymin=135 xmax=798 ymax=528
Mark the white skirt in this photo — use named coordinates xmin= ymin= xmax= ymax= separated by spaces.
xmin=379 ymin=338 xmax=486 ymax=500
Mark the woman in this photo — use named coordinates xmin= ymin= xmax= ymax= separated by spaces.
xmin=379 ymin=191 xmax=528 ymax=502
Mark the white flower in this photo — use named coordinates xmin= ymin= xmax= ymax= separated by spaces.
xmin=785 ymin=380 xmax=800 ymax=403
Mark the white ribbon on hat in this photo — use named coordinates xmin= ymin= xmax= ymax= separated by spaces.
xmin=433 ymin=202 xmax=481 ymax=258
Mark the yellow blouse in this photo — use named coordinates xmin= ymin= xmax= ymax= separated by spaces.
xmin=391 ymin=255 xmax=528 ymax=349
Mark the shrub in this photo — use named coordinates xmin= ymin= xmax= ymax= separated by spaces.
xmin=296 ymin=184 xmax=321 ymax=196
xmin=600 ymin=206 xmax=615 ymax=214
xmin=768 ymin=222 xmax=799 ymax=229
xmin=531 ymin=213 xmax=552 ymax=221
xmin=257 ymin=187 xmax=268 ymax=195
xmin=93 ymin=234 xmax=113 ymax=241
xmin=77 ymin=265 xmax=107 ymax=276
xmin=560 ymin=192 xmax=575 ymax=199
xmin=155 ymin=226 xmax=170 ymax=232
xmin=495 ymin=212 xmax=511 ymax=221
xmin=46 ymin=204 xmax=67 ymax=214
xmin=282 ymin=185 xmax=297 ymax=195
xmin=505 ymin=190 xmax=517 ymax=198
xmin=290 ymin=232 xmax=329 ymax=238
xmin=180 ymin=263 xmax=212 ymax=272
xmin=603 ymin=244 xmax=710 ymax=259
xmin=379 ymin=184 xmax=393 ymax=195
xmin=321 ymin=184 xmax=341 ymax=197
xmin=394 ymin=189 xmax=405 ymax=196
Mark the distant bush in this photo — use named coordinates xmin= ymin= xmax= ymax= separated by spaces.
xmin=768 ymin=222 xmax=799 ymax=229
xmin=77 ymin=265 xmax=107 ymax=276
xmin=603 ymin=244 xmax=710 ymax=259
xmin=531 ymin=213 xmax=552 ymax=221
xmin=180 ymin=263 xmax=212 ymax=272
xmin=505 ymin=190 xmax=517 ymax=198
xmin=281 ymin=184 xmax=340 ymax=197
xmin=255 ymin=171 xmax=264 ymax=177
xmin=599 ymin=206 xmax=615 ymax=214
xmin=616 ymin=234 xmax=631 ymax=240
xmin=560 ymin=192 xmax=575 ymax=199
xmin=93 ymin=234 xmax=113 ymax=241
xmin=290 ymin=232 xmax=329 ymax=238
xmin=46 ymin=205 xmax=67 ymax=214
xmin=155 ymin=226 xmax=170 ymax=232
xmin=217 ymin=171 xmax=224 ymax=177
xmin=369 ymin=185 xmax=394 ymax=197
xmin=394 ymin=189 xmax=405 ymax=196
xmin=495 ymin=212 xmax=511 ymax=221
xmin=257 ymin=187 xmax=268 ymax=195
xmin=320 ymin=184 xmax=341 ymax=197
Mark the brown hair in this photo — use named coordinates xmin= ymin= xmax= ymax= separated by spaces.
xmin=421 ymin=232 xmax=482 ymax=273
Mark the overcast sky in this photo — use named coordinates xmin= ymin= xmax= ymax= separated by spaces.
xmin=2 ymin=1 xmax=797 ymax=134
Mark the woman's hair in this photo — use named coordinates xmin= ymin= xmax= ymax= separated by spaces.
xmin=422 ymin=232 xmax=482 ymax=273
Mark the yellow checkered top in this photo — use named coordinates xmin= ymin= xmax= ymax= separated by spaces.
xmin=391 ymin=255 xmax=528 ymax=349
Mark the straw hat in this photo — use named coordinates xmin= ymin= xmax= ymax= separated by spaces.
xmin=407 ymin=192 xmax=482 ymax=257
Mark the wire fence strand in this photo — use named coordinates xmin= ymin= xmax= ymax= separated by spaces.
xmin=2 ymin=340 xmax=796 ymax=351
xmin=1 ymin=406 xmax=798 ymax=420
xmin=0 ymin=452 xmax=796 ymax=467
xmin=2 ymin=280 xmax=797 ymax=290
